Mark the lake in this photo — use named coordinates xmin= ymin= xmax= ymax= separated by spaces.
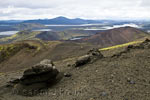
xmin=0 ymin=23 xmax=141 ymax=35
xmin=0 ymin=29 xmax=52 ymax=35
xmin=70 ymin=36 xmax=89 ymax=40
xmin=32 ymin=29 xmax=52 ymax=31
xmin=45 ymin=24 xmax=104 ymax=27
xmin=0 ymin=25 xmax=11 ymax=26
xmin=0 ymin=31 xmax=19 ymax=35
xmin=84 ymin=23 xmax=140 ymax=30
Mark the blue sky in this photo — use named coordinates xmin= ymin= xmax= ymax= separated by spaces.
xmin=0 ymin=0 xmax=149 ymax=20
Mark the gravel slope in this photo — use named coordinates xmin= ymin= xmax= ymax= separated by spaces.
xmin=0 ymin=42 xmax=150 ymax=100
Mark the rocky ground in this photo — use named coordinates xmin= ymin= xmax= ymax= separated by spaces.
xmin=0 ymin=39 xmax=150 ymax=100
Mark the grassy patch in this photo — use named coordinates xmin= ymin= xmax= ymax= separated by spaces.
xmin=0 ymin=43 xmax=37 ymax=63
xmin=99 ymin=41 xmax=143 ymax=51
xmin=0 ymin=31 xmax=42 ymax=43
xmin=0 ymin=34 xmax=18 ymax=42
xmin=0 ymin=72 xmax=4 ymax=76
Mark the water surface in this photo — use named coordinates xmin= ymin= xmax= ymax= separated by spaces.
xmin=0 ymin=31 xmax=18 ymax=35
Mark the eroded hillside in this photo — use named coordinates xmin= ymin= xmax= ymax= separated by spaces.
xmin=0 ymin=39 xmax=149 ymax=100
xmin=80 ymin=27 xmax=149 ymax=47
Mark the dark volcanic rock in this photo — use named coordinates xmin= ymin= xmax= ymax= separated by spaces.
xmin=6 ymin=78 xmax=20 ymax=87
xmin=112 ymin=38 xmax=150 ymax=58
xmin=23 ymin=64 xmax=54 ymax=77
xmin=87 ymin=48 xmax=103 ymax=57
xmin=140 ymin=38 xmax=150 ymax=49
xmin=13 ymin=59 xmax=60 ymax=96
xmin=87 ymin=48 xmax=104 ymax=62
xmin=144 ymin=38 xmax=150 ymax=42
xmin=20 ymin=68 xmax=59 ymax=85
xmin=126 ymin=45 xmax=134 ymax=50
xmin=75 ymin=55 xmax=91 ymax=67
xmin=64 ymin=73 xmax=72 ymax=77
xmin=75 ymin=48 xmax=103 ymax=67
xmin=132 ymin=39 xmax=150 ymax=49
xmin=39 ymin=59 xmax=54 ymax=65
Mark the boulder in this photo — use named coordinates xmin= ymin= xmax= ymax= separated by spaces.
xmin=87 ymin=48 xmax=103 ymax=58
xmin=64 ymin=73 xmax=72 ymax=77
xmin=141 ymin=38 xmax=150 ymax=49
xmin=87 ymin=48 xmax=103 ymax=62
xmin=112 ymin=39 xmax=150 ymax=58
xmin=39 ymin=59 xmax=54 ymax=66
xmin=12 ymin=59 xmax=61 ymax=96
xmin=144 ymin=38 xmax=150 ymax=43
xmin=127 ymin=45 xmax=134 ymax=49
xmin=23 ymin=64 xmax=54 ymax=77
xmin=75 ymin=48 xmax=103 ymax=67
xmin=75 ymin=55 xmax=91 ymax=67
xmin=127 ymin=39 xmax=150 ymax=50
xmin=20 ymin=68 xmax=59 ymax=85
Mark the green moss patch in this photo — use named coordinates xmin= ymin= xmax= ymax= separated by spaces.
xmin=0 ymin=43 xmax=37 ymax=63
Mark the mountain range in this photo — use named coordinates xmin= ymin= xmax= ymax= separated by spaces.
xmin=22 ymin=16 xmax=110 ymax=25
xmin=0 ymin=16 xmax=121 ymax=25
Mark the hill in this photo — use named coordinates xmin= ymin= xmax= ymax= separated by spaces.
xmin=0 ymin=40 xmax=95 ymax=72
xmin=35 ymin=31 xmax=60 ymax=41
xmin=80 ymin=26 xmax=149 ymax=47
xmin=0 ymin=39 xmax=149 ymax=100
xmin=0 ymin=29 xmax=93 ymax=44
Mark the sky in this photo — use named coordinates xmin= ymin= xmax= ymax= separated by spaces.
xmin=0 ymin=0 xmax=150 ymax=20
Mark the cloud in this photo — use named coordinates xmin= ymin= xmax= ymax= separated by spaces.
xmin=140 ymin=0 xmax=150 ymax=6
xmin=0 ymin=0 xmax=149 ymax=20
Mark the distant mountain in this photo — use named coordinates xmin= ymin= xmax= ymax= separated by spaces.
xmin=13 ymin=23 xmax=47 ymax=31
xmin=0 ymin=17 xmax=149 ymax=27
xmin=0 ymin=17 xmax=118 ymax=25
xmin=80 ymin=26 xmax=149 ymax=47
xmin=0 ymin=20 xmax=24 ymax=25
xmin=1 ymin=17 xmax=147 ymax=28
xmin=0 ymin=23 xmax=47 ymax=32
xmin=23 ymin=16 xmax=109 ymax=25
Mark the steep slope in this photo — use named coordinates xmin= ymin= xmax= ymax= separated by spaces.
xmin=0 ymin=40 xmax=61 ymax=72
xmin=35 ymin=31 xmax=60 ymax=41
xmin=0 ymin=30 xmax=42 ymax=44
xmin=0 ymin=30 xmax=60 ymax=44
xmin=0 ymin=39 xmax=149 ymax=100
xmin=80 ymin=26 xmax=149 ymax=47
xmin=0 ymin=30 xmax=93 ymax=44
xmin=0 ymin=35 xmax=8 ymax=39
xmin=0 ymin=42 xmax=37 ymax=63
xmin=0 ymin=40 xmax=95 ymax=73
